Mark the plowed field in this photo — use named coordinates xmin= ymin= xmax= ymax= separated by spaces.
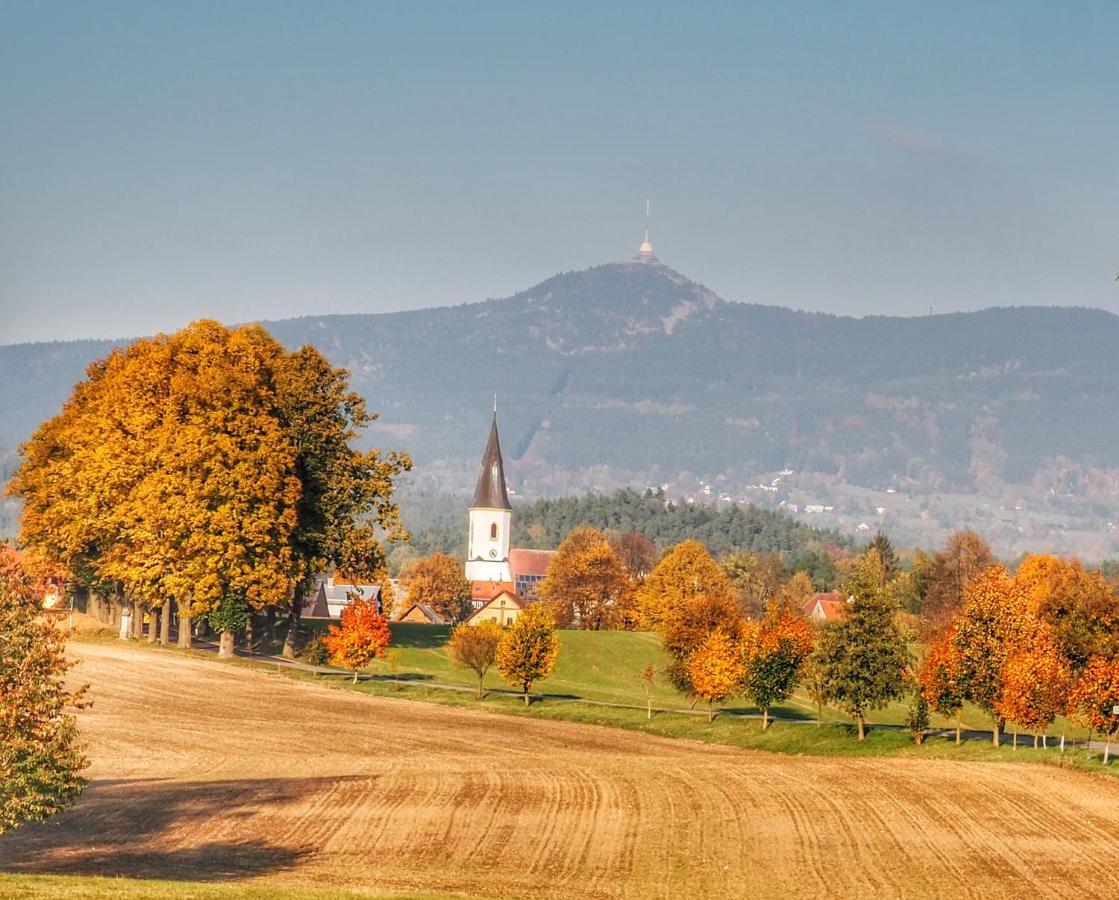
xmin=2 ymin=642 xmax=1118 ymax=899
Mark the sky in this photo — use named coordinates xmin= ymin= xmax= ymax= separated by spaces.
xmin=2 ymin=1 xmax=1118 ymax=344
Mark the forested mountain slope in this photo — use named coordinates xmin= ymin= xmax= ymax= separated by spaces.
xmin=5 ymin=261 xmax=1119 ymax=554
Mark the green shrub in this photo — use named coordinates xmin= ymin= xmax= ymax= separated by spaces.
xmin=302 ymin=634 xmax=330 ymax=667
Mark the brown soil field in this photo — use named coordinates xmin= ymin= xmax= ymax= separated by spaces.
xmin=3 ymin=642 xmax=1119 ymax=899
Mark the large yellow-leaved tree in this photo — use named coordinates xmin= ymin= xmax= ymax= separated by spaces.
xmin=8 ymin=320 xmax=409 ymax=658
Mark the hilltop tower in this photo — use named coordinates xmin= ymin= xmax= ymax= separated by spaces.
xmin=632 ymin=198 xmax=658 ymax=263
xmin=465 ymin=410 xmax=513 ymax=586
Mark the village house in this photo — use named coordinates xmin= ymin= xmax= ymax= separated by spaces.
xmin=395 ymin=602 xmax=449 ymax=625
xmin=301 ymin=570 xmax=382 ymax=620
xmin=801 ymin=591 xmax=848 ymax=623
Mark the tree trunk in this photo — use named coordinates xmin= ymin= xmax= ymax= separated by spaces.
xmin=708 ymin=701 xmax=715 ymax=722
xmin=118 ymin=601 xmax=133 ymax=640
xmin=178 ymin=612 xmax=192 ymax=648
xmin=1033 ymin=733 xmax=1038 ymax=749
xmin=132 ymin=605 xmax=143 ymax=639
xmin=992 ymin=720 xmax=1000 ymax=748
xmin=352 ymin=669 xmax=359 ymax=684
xmin=265 ymin=608 xmax=276 ymax=646
xmin=856 ymin=715 xmax=865 ymax=741
xmin=1105 ymin=734 xmax=1112 ymax=766
xmin=160 ymin=599 xmax=171 ymax=645
xmin=282 ymin=604 xmax=302 ymax=659
xmin=147 ymin=607 xmax=159 ymax=643
xmin=218 ymin=630 xmax=234 ymax=659
xmin=647 ymin=697 xmax=652 ymax=720
xmin=762 ymin=707 xmax=770 ymax=730
xmin=523 ymin=686 xmax=531 ymax=707
xmin=955 ymin=711 xmax=962 ymax=745
xmin=816 ymin=700 xmax=823 ymax=727
xmin=244 ymin=614 xmax=254 ymax=652
xmin=1012 ymin=730 xmax=1018 ymax=750
xmin=477 ymin=675 xmax=484 ymax=700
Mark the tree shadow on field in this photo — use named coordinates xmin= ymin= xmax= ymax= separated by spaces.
xmin=0 ymin=775 xmax=368 ymax=881
xmin=388 ymin=622 xmax=452 ymax=649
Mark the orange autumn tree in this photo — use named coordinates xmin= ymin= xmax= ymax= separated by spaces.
xmin=325 ymin=596 xmax=392 ymax=682
xmin=637 ymin=540 xmax=731 ymax=632
xmin=400 ymin=553 xmax=472 ymax=623
xmin=538 ymin=526 xmax=635 ymax=630
xmin=687 ymin=629 xmax=746 ymax=721
xmin=741 ymin=602 xmax=815 ymax=729
xmin=1015 ymin=554 xmax=1119 ymax=671
xmin=919 ymin=631 xmax=965 ymax=744
xmin=1068 ymin=656 xmax=1119 ymax=764
xmin=995 ymin=636 xmax=1071 ymax=748
xmin=949 ymin=565 xmax=1036 ymax=747
xmin=495 ymin=603 xmax=560 ymax=706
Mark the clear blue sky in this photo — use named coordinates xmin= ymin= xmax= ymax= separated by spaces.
xmin=2 ymin=1 xmax=1117 ymax=343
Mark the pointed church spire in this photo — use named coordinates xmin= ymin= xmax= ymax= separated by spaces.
xmin=633 ymin=198 xmax=658 ymax=263
xmin=471 ymin=411 xmax=512 ymax=510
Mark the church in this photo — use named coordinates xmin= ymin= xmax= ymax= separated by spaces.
xmin=464 ymin=411 xmax=554 ymax=626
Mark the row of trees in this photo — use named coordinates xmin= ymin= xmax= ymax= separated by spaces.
xmin=637 ymin=540 xmax=910 ymax=735
xmin=8 ymin=321 xmax=409 ymax=657
xmin=919 ymin=555 xmax=1119 ymax=755
xmin=320 ymin=593 xmax=560 ymax=706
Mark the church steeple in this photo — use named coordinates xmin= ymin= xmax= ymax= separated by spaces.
xmin=466 ymin=409 xmax=514 ymax=588
xmin=633 ymin=198 xmax=658 ymax=263
xmin=471 ymin=411 xmax=512 ymax=511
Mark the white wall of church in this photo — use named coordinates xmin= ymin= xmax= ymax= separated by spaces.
xmin=465 ymin=506 xmax=512 ymax=583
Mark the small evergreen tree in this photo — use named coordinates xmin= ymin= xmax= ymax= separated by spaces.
xmin=741 ymin=604 xmax=814 ymax=729
xmin=815 ymin=551 xmax=910 ymax=739
xmin=906 ymin=693 xmax=930 ymax=745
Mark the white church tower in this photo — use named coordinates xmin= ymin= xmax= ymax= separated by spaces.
xmin=465 ymin=410 xmax=514 ymax=585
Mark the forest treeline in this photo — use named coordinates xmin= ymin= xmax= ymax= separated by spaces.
xmin=397 ymin=488 xmax=850 ymax=578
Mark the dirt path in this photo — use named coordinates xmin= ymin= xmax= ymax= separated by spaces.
xmin=2 ymin=641 xmax=1118 ymax=899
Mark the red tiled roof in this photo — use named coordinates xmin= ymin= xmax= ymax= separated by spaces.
xmin=509 ymin=548 xmax=555 ymax=578
xmin=802 ymin=591 xmax=847 ymax=623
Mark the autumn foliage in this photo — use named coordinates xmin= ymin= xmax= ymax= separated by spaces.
xmin=446 ymin=620 xmax=504 ymax=699
xmin=495 ymin=603 xmax=560 ymax=705
xmin=401 ymin=553 xmax=472 ymax=623
xmin=8 ymin=321 xmax=409 ymax=657
xmin=687 ymin=630 xmax=746 ymax=721
xmin=0 ymin=562 xmax=88 ymax=834
xmin=1068 ymin=656 xmax=1119 ymax=762
xmin=539 ymin=526 xmax=635 ymax=630
xmin=636 ymin=540 xmax=731 ymax=632
xmin=741 ymin=603 xmax=815 ymax=729
xmin=325 ymin=597 xmax=392 ymax=681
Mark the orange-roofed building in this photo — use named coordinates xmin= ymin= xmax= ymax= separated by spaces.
xmin=802 ymin=591 xmax=848 ymax=623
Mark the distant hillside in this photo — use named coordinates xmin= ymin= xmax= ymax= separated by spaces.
xmin=399 ymin=488 xmax=849 ymax=568
xmin=5 ymin=260 xmax=1119 ymax=556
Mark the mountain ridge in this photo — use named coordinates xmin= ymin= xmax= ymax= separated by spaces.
xmin=4 ymin=260 xmax=1119 ymax=556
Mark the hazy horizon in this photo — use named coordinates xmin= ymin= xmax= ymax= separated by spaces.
xmin=4 ymin=2 xmax=1118 ymax=344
